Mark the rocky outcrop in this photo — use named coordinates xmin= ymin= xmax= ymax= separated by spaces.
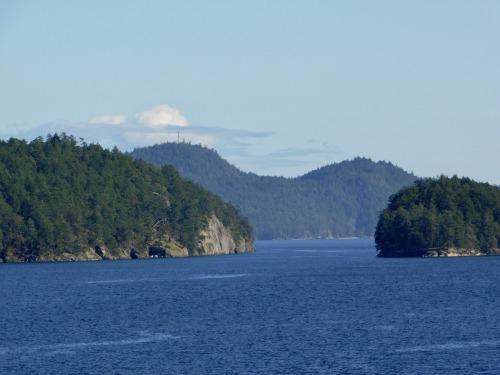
xmin=198 ymin=215 xmax=255 ymax=255
xmin=423 ymin=247 xmax=500 ymax=257
xmin=37 ymin=249 xmax=103 ymax=262
xmin=147 ymin=242 xmax=189 ymax=258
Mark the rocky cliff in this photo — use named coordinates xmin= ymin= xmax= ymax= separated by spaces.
xmin=199 ymin=215 xmax=255 ymax=255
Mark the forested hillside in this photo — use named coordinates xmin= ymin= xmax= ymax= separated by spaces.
xmin=375 ymin=176 xmax=500 ymax=257
xmin=0 ymin=135 xmax=253 ymax=262
xmin=129 ymin=142 xmax=417 ymax=239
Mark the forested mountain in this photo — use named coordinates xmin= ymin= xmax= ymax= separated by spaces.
xmin=0 ymin=135 xmax=253 ymax=262
xmin=375 ymin=176 xmax=500 ymax=257
xmin=129 ymin=142 xmax=417 ymax=239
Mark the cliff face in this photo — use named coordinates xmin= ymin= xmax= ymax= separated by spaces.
xmin=198 ymin=215 xmax=255 ymax=255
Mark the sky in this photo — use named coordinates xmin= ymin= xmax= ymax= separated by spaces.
xmin=1 ymin=1 xmax=499 ymax=184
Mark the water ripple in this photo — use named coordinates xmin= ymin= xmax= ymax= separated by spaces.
xmin=84 ymin=278 xmax=161 ymax=284
xmin=190 ymin=273 xmax=250 ymax=280
xmin=396 ymin=339 xmax=500 ymax=353
xmin=0 ymin=332 xmax=179 ymax=356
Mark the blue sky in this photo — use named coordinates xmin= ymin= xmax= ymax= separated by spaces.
xmin=1 ymin=1 xmax=499 ymax=184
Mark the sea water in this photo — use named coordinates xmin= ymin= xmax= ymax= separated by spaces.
xmin=0 ymin=239 xmax=498 ymax=374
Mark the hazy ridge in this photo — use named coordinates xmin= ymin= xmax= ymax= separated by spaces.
xmin=129 ymin=142 xmax=417 ymax=239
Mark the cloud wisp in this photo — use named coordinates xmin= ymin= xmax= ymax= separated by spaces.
xmin=4 ymin=104 xmax=274 ymax=152
xmin=90 ymin=115 xmax=126 ymax=125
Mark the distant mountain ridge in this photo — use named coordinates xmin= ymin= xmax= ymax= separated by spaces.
xmin=129 ymin=142 xmax=417 ymax=239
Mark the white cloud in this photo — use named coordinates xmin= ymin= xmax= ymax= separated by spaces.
xmin=90 ymin=115 xmax=126 ymax=125
xmin=135 ymin=104 xmax=189 ymax=128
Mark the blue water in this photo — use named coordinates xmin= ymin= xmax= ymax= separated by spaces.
xmin=1 ymin=239 xmax=499 ymax=374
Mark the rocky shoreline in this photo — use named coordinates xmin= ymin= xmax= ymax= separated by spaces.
xmin=422 ymin=247 xmax=500 ymax=257
xmin=0 ymin=215 xmax=254 ymax=263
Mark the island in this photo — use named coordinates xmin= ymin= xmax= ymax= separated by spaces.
xmin=375 ymin=175 xmax=500 ymax=257
xmin=0 ymin=134 xmax=254 ymax=262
